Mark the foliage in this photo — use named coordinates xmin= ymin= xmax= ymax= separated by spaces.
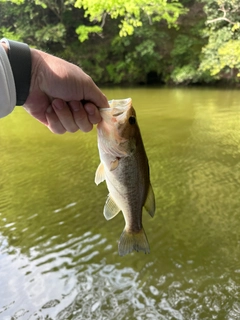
xmin=1 ymin=0 xmax=240 ymax=85
xmin=76 ymin=25 xmax=102 ymax=42
xmin=0 ymin=0 xmax=23 ymax=3
xmin=0 ymin=0 xmax=69 ymax=47
xmin=170 ymin=65 xmax=199 ymax=84
xmin=169 ymin=18 xmax=206 ymax=84
xmin=74 ymin=0 xmax=187 ymax=40
xmin=218 ymin=40 xmax=240 ymax=76
xmin=200 ymin=0 xmax=240 ymax=81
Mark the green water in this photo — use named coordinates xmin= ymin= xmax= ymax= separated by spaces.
xmin=1 ymin=87 xmax=240 ymax=319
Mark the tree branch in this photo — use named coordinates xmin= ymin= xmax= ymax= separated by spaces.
xmin=206 ymin=4 xmax=235 ymax=25
xmin=206 ymin=17 xmax=235 ymax=25
xmin=100 ymin=12 xmax=107 ymax=28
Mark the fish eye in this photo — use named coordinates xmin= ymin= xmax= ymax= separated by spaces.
xmin=128 ymin=116 xmax=136 ymax=125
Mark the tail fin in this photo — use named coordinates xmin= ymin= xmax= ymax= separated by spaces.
xmin=118 ymin=228 xmax=150 ymax=256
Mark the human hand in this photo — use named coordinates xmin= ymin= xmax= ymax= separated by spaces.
xmin=24 ymin=49 xmax=109 ymax=134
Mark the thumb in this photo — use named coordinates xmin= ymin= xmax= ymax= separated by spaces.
xmin=83 ymin=77 xmax=109 ymax=109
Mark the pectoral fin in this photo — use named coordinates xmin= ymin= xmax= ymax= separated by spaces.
xmin=95 ymin=162 xmax=105 ymax=185
xmin=110 ymin=158 xmax=119 ymax=171
xmin=103 ymin=195 xmax=120 ymax=220
xmin=144 ymin=183 xmax=155 ymax=218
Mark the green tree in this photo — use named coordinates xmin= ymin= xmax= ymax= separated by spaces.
xmin=4 ymin=0 xmax=239 ymax=85
xmin=199 ymin=0 xmax=240 ymax=82
xmin=0 ymin=0 xmax=189 ymax=85
xmin=72 ymin=1 xmax=205 ymax=85
xmin=168 ymin=2 xmax=207 ymax=85
xmin=0 ymin=0 xmax=76 ymax=49
xmin=74 ymin=0 xmax=187 ymax=41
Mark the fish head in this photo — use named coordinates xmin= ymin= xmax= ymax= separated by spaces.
xmin=97 ymin=98 xmax=139 ymax=156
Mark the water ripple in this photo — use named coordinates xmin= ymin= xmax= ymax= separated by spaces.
xmin=2 ymin=89 xmax=240 ymax=319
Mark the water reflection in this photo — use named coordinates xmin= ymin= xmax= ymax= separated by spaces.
xmin=1 ymin=88 xmax=240 ymax=319
xmin=2 ymin=229 xmax=240 ymax=320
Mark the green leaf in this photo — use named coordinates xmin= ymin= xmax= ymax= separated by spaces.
xmin=74 ymin=0 xmax=186 ymax=39
xmin=76 ymin=25 xmax=102 ymax=42
xmin=0 ymin=0 xmax=24 ymax=3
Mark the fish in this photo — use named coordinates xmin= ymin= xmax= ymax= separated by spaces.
xmin=95 ymin=98 xmax=155 ymax=256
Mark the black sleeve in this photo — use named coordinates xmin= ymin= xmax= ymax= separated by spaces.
xmin=0 ymin=38 xmax=32 ymax=106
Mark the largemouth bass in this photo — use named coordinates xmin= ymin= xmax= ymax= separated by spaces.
xmin=95 ymin=98 xmax=155 ymax=256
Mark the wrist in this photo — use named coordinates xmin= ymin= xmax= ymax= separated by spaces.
xmin=28 ymin=48 xmax=48 ymax=94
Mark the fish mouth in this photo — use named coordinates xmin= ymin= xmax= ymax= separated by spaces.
xmin=99 ymin=98 xmax=132 ymax=123
xmin=108 ymin=98 xmax=132 ymax=109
